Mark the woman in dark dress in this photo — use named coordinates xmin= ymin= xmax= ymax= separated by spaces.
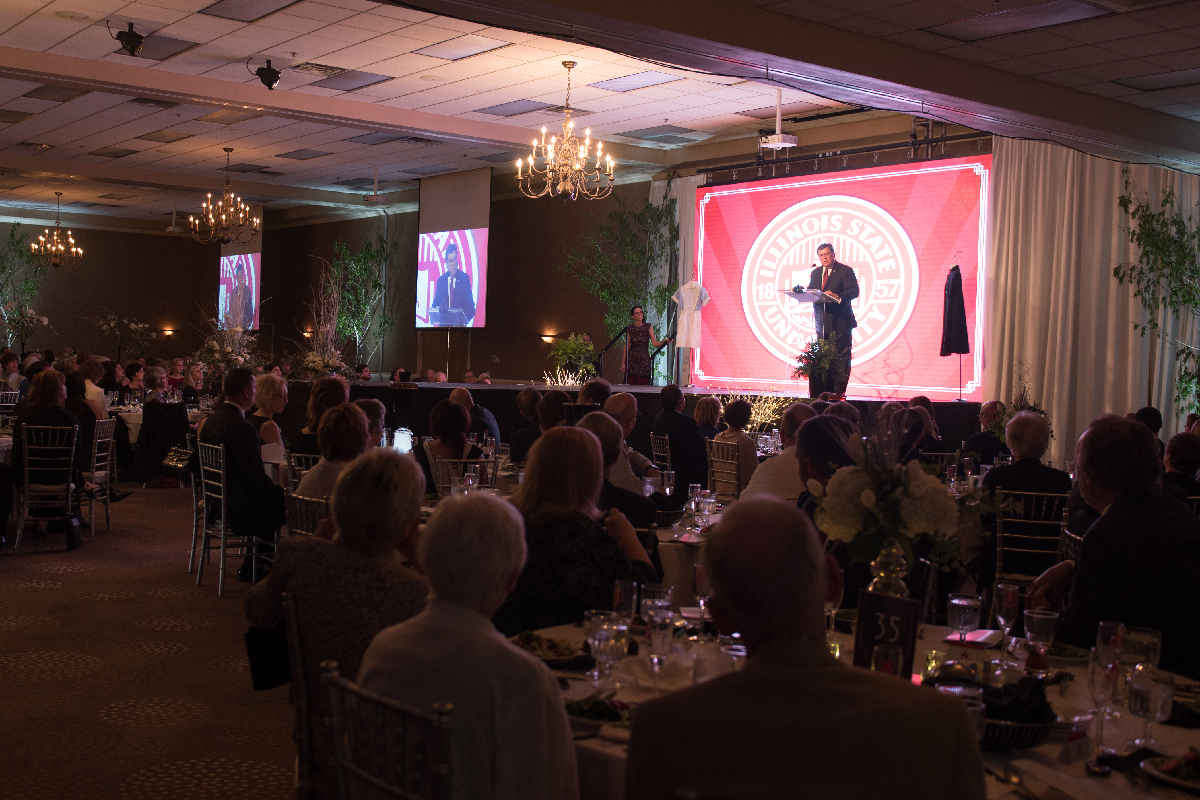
xmin=292 ymin=377 xmax=348 ymax=455
xmin=12 ymin=369 xmax=83 ymax=490
xmin=248 ymin=373 xmax=287 ymax=445
xmin=622 ymin=305 xmax=668 ymax=386
xmin=412 ymin=399 xmax=482 ymax=494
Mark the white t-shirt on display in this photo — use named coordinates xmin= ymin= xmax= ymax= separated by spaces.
xmin=671 ymin=281 xmax=711 ymax=349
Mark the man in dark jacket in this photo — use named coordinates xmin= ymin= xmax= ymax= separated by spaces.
xmin=804 ymin=243 xmax=859 ymax=394
xmin=963 ymin=400 xmax=1011 ymax=467
xmin=507 ymin=387 xmax=542 ymax=463
xmin=449 ymin=388 xmax=500 ymax=445
xmin=1162 ymin=432 xmax=1200 ymax=499
xmin=650 ymin=384 xmax=708 ymax=501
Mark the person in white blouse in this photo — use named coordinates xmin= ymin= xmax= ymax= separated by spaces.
xmin=741 ymin=403 xmax=815 ymax=502
xmin=80 ymin=358 xmax=106 ymax=406
xmin=358 ymin=494 xmax=580 ymax=800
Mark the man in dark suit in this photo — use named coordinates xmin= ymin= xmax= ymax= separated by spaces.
xmin=1162 ymin=432 xmax=1200 ymax=499
xmin=507 ymin=387 xmax=542 ymax=462
xmin=199 ymin=367 xmax=286 ymax=581
xmin=963 ymin=400 xmax=1011 ymax=467
xmin=449 ymin=388 xmax=500 ymax=444
xmin=650 ymin=384 xmax=708 ymax=503
xmin=1029 ymin=415 xmax=1200 ymax=680
xmin=430 ymin=242 xmax=475 ymax=325
xmin=804 ymin=243 xmax=859 ymax=394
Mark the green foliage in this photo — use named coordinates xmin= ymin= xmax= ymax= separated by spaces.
xmin=0 ymin=224 xmax=46 ymax=347
xmin=1114 ymin=171 xmax=1200 ymax=412
xmin=331 ymin=234 xmax=397 ymax=364
xmin=792 ymin=332 xmax=847 ymax=385
xmin=549 ymin=333 xmax=596 ymax=376
xmin=561 ymin=189 xmax=679 ymax=341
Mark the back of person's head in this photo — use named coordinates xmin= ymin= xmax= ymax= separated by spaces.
xmin=42 ymin=349 xmax=54 ymax=363
xmin=723 ymin=399 xmax=752 ymax=431
xmin=429 ymin=399 xmax=470 ymax=452
xmin=603 ymin=392 xmax=638 ymax=425
xmin=1166 ymin=432 xmax=1200 ymax=476
xmin=875 ymin=401 xmax=906 ymax=432
xmin=660 ymin=384 xmax=683 ymax=412
xmin=306 ymin=377 xmax=350 ymax=430
xmin=536 ymin=389 xmax=570 ymax=431
xmin=101 ymin=359 xmax=119 ymax=385
xmin=516 ymin=387 xmax=542 ymax=420
xmin=890 ymin=407 xmax=927 ymax=459
xmin=254 ymin=373 xmax=285 ymax=410
xmin=79 ymin=358 xmax=104 ymax=383
xmin=1079 ymin=415 xmax=1161 ymax=495
xmin=909 ymin=395 xmax=935 ymax=417
xmin=64 ymin=371 xmax=87 ymax=406
xmin=809 ymin=400 xmax=831 ymax=414
xmin=30 ymin=368 xmax=65 ymax=410
xmin=780 ymin=403 xmax=815 ymax=443
xmin=795 ymin=415 xmax=856 ymax=479
xmin=449 ymin=387 xmax=474 ymax=410
xmin=578 ymin=379 xmax=612 ymax=408
xmin=420 ymin=494 xmax=526 ymax=613
xmin=704 ymin=496 xmax=825 ymax=635
xmin=575 ymin=411 xmax=623 ymax=468
xmin=331 ymin=449 xmax=424 ymax=556
xmin=319 ymin=403 xmax=370 ymax=462
xmin=353 ymin=398 xmax=387 ymax=441
xmin=1134 ymin=406 xmax=1163 ymax=434
xmin=1006 ymin=411 xmax=1051 ymax=460
xmin=824 ymin=401 xmax=861 ymax=428
xmin=910 ymin=405 xmax=938 ymax=439
xmin=126 ymin=362 xmax=145 ymax=382
xmin=24 ymin=360 xmax=48 ymax=383
xmin=223 ymin=367 xmax=255 ymax=400
xmin=512 ymin=425 xmax=603 ymax=526
xmin=694 ymin=396 xmax=722 ymax=429
xmin=144 ymin=366 xmax=166 ymax=392
xmin=1187 ymin=412 xmax=1200 ymax=432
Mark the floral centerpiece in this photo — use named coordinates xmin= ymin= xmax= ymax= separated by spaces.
xmin=194 ymin=298 xmax=258 ymax=375
xmin=4 ymin=301 xmax=50 ymax=353
xmin=989 ymin=381 xmax=1054 ymax=444
xmin=291 ymin=257 xmax=350 ymax=380
xmin=792 ymin=332 xmax=847 ymax=398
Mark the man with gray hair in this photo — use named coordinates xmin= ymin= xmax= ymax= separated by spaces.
xmin=576 ymin=411 xmax=657 ymax=527
xmin=602 ymin=392 xmax=659 ymax=494
xmin=981 ymin=411 xmax=1071 ymax=495
xmin=964 ymin=400 xmax=1010 ymax=466
xmin=625 ymin=497 xmax=985 ymax=800
xmin=741 ymin=403 xmax=814 ymax=502
xmin=449 ymin=386 xmax=500 ymax=444
xmin=358 ymin=494 xmax=580 ymax=800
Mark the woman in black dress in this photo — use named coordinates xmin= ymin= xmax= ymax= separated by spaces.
xmin=622 ymin=305 xmax=668 ymax=386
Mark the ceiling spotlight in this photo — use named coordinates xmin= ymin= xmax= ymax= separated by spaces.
xmin=249 ymin=58 xmax=281 ymax=90
xmin=109 ymin=21 xmax=143 ymax=57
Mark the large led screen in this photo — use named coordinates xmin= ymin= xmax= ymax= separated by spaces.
xmin=693 ymin=156 xmax=990 ymax=401
xmin=218 ymin=252 xmax=260 ymax=330
xmin=416 ymin=228 xmax=488 ymax=328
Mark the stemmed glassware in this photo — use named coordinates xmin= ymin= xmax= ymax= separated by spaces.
xmin=994 ymin=583 xmax=1020 ymax=664
xmin=1088 ymin=646 xmax=1120 ymax=754
xmin=693 ymin=564 xmax=711 ymax=641
xmin=583 ymin=610 xmax=615 ymax=686
xmin=661 ymin=471 xmax=675 ymax=497
xmin=1127 ymin=666 xmax=1174 ymax=749
xmin=612 ymin=580 xmax=638 ymax=628
xmin=947 ymin=593 xmax=981 ymax=643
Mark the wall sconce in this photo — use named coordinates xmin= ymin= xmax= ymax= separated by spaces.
xmin=162 ymin=329 xmax=174 ymax=336
xmin=541 ymin=332 xmax=565 ymax=344
xmin=303 ymin=331 xmax=313 ymax=338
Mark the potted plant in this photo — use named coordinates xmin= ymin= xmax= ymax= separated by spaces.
xmin=792 ymin=332 xmax=847 ymax=398
xmin=550 ymin=333 xmax=597 ymax=379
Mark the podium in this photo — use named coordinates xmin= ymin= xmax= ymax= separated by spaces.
xmin=785 ymin=288 xmax=840 ymax=304
xmin=430 ymin=308 xmax=469 ymax=327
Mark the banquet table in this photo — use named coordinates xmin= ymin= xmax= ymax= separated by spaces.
xmin=539 ymin=621 xmax=1200 ymax=800
xmin=117 ymin=407 xmax=210 ymax=444
xmin=0 ymin=432 xmax=11 ymax=464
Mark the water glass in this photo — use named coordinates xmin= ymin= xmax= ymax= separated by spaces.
xmin=698 ymin=493 xmax=717 ymax=528
xmin=462 ymin=467 xmax=477 ymax=493
xmin=994 ymin=583 xmax=1020 ymax=663
xmin=1121 ymin=627 xmax=1162 ymax=671
xmin=661 ymin=471 xmax=675 ymax=497
xmin=964 ymin=699 xmax=988 ymax=742
xmin=640 ymin=584 xmax=673 ymax=622
xmin=923 ymin=649 xmax=947 ymax=681
xmin=962 ymin=457 xmax=974 ymax=477
xmin=945 ymin=463 xmax=958 ymax=485
xmin=871 ymin=644 xmax=903 ymax=676
xmin=587 ymin=620 xmax=629 ymax=690
xmin=642 ymin=476 xmax=656 ymax=498
xmin=693 ymin=563 xmax=711 ymax=640
xmin=645 ymin=606 xmax=674 ymax=696
xmin=688 ymin=483 xmax=702 ymax=508
xmin=449 ymin=476 xmax=464 ymax=496
xmin=612 ymin=580 xmax=638 ymax=627
xmin=1064 ymin=460 xmax=1076 ymax=481
xmin=1127 ymin=667 xmax=1174 ymax=749
xmin=1088 ymin=646 xmax=1119 ymax=753
xmin=719 ymin=644 xmax=747 ymax=671
xmin=497 ymin=443 xmax=510 ymax=462
xmin=1023 ymin=609 xmax=1059 ymax=677
xmin=947 ymin=593 xmax=981 ymax=642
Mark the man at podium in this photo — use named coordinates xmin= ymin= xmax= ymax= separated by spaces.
xmin=431 ymin=242 xmax=475 ymax=325
xmin=805 ymin=243 xmax=859 ymax=394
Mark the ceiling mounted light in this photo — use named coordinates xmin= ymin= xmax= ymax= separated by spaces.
xmin=247 ymin=57 xmax=281 ymax=89
xmin=31 ymin=192 xmax=83 ymax=269
xmin=516 ymin=61 xmax=614 ymax=201
xmin=108 ymin=21 xmax=144 ymax=57
xmin=190 ymin=147 xmax=260 ymax=246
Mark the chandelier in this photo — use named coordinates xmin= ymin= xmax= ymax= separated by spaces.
xmin=190 ymin=147 xmax=260 ymax=246
xmin=31 ymin=192 xmax=83 ymax=269
xmin=516 ymin=61 xmax=614 ymax=200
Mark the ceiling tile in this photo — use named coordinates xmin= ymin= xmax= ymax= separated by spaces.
xmin=1053 ymin=14 xmax=1159 ymax=44
xmin=1076 ymin=81 xmax=1141 ymax=98
xmin=938 ymin=43 xmax=1007 ymax=63
xmin=828 ymin=14 xmax=907 ymax=34
xmin=285 ymin=1 xmax=359 ymax=23
xmin=1131 ymin=0 xmax=1200 ymax=29
xmin=0 ymin=109 xmax=36 ymax=123
xmin=1119 ymin=91 xmax=1179 ymax=108
xmin=762 ymin=0 xmax=852 ymax=22
xmin=338 ymin=13 xmax=408 ymax=33
xmin=868 ymin=0 xmax=973 ymax=30
xmin=990 ymin=56 xmax=1051 ymax=75
xmin=412 ymin=34 xmax=509 ymax=61
xmin=1032 ymin=69 xmax=1092 ymax=87
xmin=883 ymin=29 xmax=959 ymax=49
xmin=982 ymin=30 xmax=1077 ymax=57
xmin=1145 ymin=47 xmax=1200 ymax=71
xmin=1074 ymin=58 xmax=1169 ymax=82
xmin=198 ymin=0 xmax=303 ymax=23
xmin=1028 ymin=44 xmax=1124 ymax=70
xmin=23 ymin=84 xmax=90 ymax=103
xmin=821 ymin=0 xmax=910 ymax=14
xmin=3 ymin=97 xmax=59 ymax=113
xmin=1100 ymin=31 xmax=1198 ymax=59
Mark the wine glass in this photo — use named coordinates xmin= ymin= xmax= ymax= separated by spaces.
xmin=612 ymin=580 xmax=638 ymax=627
xmin=497 ymin=443 xmax=510 ymax=463
xmin=1088 ymin=646 xmax=1119 ymax=754
xmin=962 ymin=457 xmax=974 ymax=478
xmin=1023 ymin=609 xmax=1059 ymax=677
xmin=583 ymin=610 xmax=615 ymax=686
xmin=994 ymin=583 xmax=1020 ymax=663
xmin=661 ymin=471 xmax=675 ymax=497
xmin=645 ymin=605 xmax=674 ymax=697
xmin=1095 ymin=620 xmax=1124 ymax=665
xmin=947 ymin=593 xmax=981 ymax=642
xmin=824 ymin=563 xmax=845 ymax=641
xmin=693 ymin=563 xmax=711 ymax=641
xmin=1127 ymin=667 xmax=1174 ymax=749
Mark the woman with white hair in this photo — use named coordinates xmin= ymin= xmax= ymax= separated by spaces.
xmin=359 ymin=494 xmax=581 ymax=800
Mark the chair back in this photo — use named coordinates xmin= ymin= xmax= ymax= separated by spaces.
xmin=658 ymin=540 xmax=700 ymax=613
xmin=282 ymin=594 xmax=314 ymax=800
xmin=432 ymin=456 xmax=499 ymax=496
xmin=1188 ymin=496 xmax=1200 ymax=515
xmin=89 ymin=417 xmax=117 ymax=483
xmin=706 ymin=439 xmax=741 ymax=502
xmin=649 ymin=433 xmax=672 ymax=471
xmin=287 ymin=492 xmax=330 ymax=537
xmin=1059 ymin=529 xmax=1085 ymax=563
xmin=22 ymin=425 xmax=78 ymax=493
xmin=287 ymin=452 xmax=322 ymax=493
xmin=132 ymin=401 xmax=189 ymax=480
xmin=992 ymin=491 xmax=1070 ymax=619
xmin=906 ymin=556 xmax=939 ymax=624
xmin=198 ymin=442 xmax=227 ymax=526
xmin=321 ymin=661 xmax=452 ymax=800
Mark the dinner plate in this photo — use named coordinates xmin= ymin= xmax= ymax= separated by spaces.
xmin=679 ymin=607 xmax=710 ymax=620
xmin=1046 ymin=643 xmax=1089 ymax=667
xmin=1141 ymin=758 xmax=1200 ymax=794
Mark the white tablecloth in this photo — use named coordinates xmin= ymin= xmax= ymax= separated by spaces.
xmin=119 ymin=408 xmax=209 ymax=444
xmin=0 ymin=434 xmax=11 ymax=464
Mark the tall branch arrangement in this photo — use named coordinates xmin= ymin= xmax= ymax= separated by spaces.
xmin=294 ymin=257 xmax=349 ymax=380
xmin=0 ymin=224 xmax=46 ymax=350
xmin=1114 ymin=171 xmax=1200 ymax=412
xmin=332 ymin=235 xmax=396 ymax=365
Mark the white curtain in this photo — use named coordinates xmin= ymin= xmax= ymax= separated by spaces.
xmin=650 ymin=173 xmax=706 ymax=382
xmin=985 ymin=138 xmax=1200 ymax=464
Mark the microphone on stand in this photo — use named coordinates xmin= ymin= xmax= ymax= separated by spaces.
xmin=794 ymin=264 xmax=817 ymax=294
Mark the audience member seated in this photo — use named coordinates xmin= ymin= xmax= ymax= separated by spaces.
xmin=98 ymin=360 xmax=128 ymax=399
xmin=963 ymin=400 xmax=1010 ymax=466
xmin=712 ymin=399 xmax=759 ymax=495
xmin=873 ymin=400 xmax=905 ymax=438
xmin=124 ymin=363 xmax=145 ymax=397
xmin=165 ymin=358 xmax=186 ymax=390
xmin=389 ymin=366 xmax=409 ymax=384
xmin=358 ymin=494 xmax=579 ymax=800
xmin=982 ymin=411 xmax=1071 ymax=494
xmin=578 ymin=378 xmax=612 ymax=408
xmin=17 ymin=360 xmax=49 ymax=402
xmin=13 ymin=369 xmax=83 ymax=488
xmin=450 ymin=387 xmax=500 ymax=444
xmin=249 ymin=374 xmax=287 ymax=446
xmin=493 ymin=426 xmax=656 ymax=635
xmin=1029 ymin=415 xmax=1200 ymax=680
xmin=0 ymin=351 xmax=20 ymax=391
xmin=909 ymin=405 xmax=944 ymax=453
xmin=476 ymin=371 xmax=492 ymax=384
xmin=198 ymin=368 xmax=287 ymax=582
xmin=576 ymin=411 xmax=658 ymax=527
xmin=292 ymin=377 xmax=349 ymax=455
xmin=890 ymin=408 xmax=928 ymax=464
xmin=296 ymin=404 xmax=370 ymax=500
xmin=508 ymin=387 xmax=543 ymax=462
xmin=651 ymin=384 xmax=708 ymax=497
xmin=79 ymin=359 xmax=105 ymax=406
xmin=245 ymin=449 xmax=429 ymax=792
xmin=908 ymin=395 xmax=940 ymax=436
xmin=412 ymin=400 xmax=483 ymax=493
xmin=693 ymin=395 xmax=725 ymax=440
xmin=823 ymin=401 xmax=861 ymax=429
xmin=742 ymin=403 xmax=813 ymax=502
xmin=181 ymin=363 xmax=205 ymax=404
xmin=1162 ymin=432 xmax=1200 ymax=499
xmin=1134 ymin=405 xmax=1166 ymax=460
xmin=435 ymin=372 xmax=448 ymax=383
xmin=602 ymin=392 xmax=660 ymax=495
xmin=143 ymin=366 xmax=168 ymax=403
xmin=354 ymin=364 xmax=371 ymax=381
xmin=462 ymin=369 xmax=475 ymax=383
xmin=808 ymin=400 xmax=831 ymax=415
xmin=624 ymin=496 xmax=985 ymax=800
xmin=423 ymin=368 xmax=436 ymax=383
xmin=353 ymin=397 xmax=387 ymax=448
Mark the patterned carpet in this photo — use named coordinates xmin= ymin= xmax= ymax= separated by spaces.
xmin=1 ymin=486 xmax=295 ymax=800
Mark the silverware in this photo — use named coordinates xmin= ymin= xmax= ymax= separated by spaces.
xmin=984 ymin=765 xmax=1041 ymax=800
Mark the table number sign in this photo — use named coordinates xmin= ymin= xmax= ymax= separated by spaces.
xmin=852 ymin=590 xmax=922 ymax=678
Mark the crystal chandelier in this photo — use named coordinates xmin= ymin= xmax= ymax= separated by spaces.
xmin=191 ymin=147 xmax=260 ymax=246
xmin=516 ymin=61 xmax=614 ymax=200
xmin=31 ymin=192 xmax=83 ymax=268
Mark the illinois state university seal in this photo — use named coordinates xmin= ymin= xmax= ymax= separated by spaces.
xmin=740 ymin=195 xmax=920 ymax=366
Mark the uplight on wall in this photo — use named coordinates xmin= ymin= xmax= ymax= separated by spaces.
xmin=162 ymin=329 xmax=174 ymax=336
xmin=303 ymin=331 xmax=313 ymax=338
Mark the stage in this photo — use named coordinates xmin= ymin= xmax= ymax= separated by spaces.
xmin=277 ymin=380 xmax=982 ymax=459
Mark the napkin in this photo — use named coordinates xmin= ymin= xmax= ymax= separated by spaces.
xmin=614 ymin=647 xmax=693 ymax=692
